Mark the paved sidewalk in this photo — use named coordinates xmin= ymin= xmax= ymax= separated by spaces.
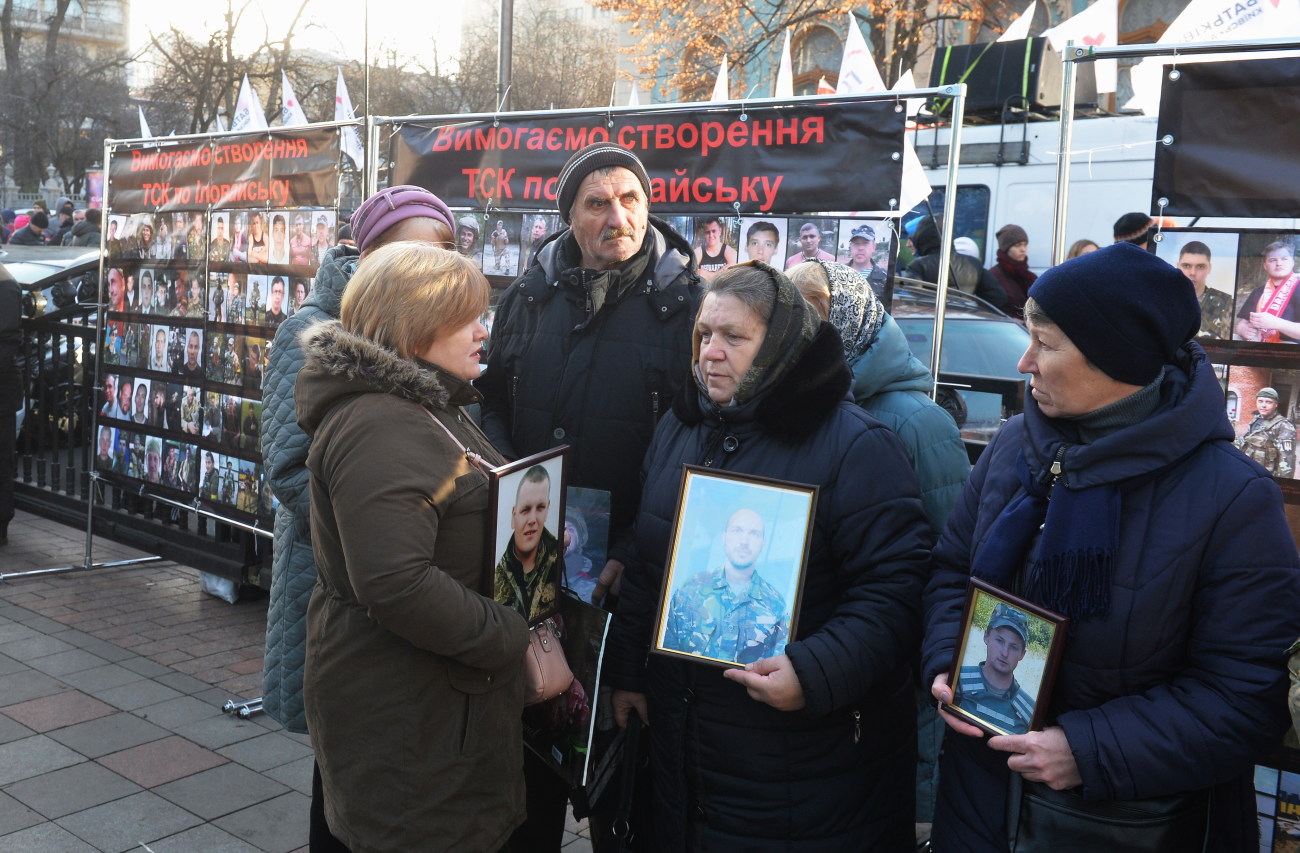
xmin=0 ymin=509 xmax=592 ymax=851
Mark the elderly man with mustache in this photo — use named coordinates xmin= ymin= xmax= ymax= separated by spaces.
xmin=479 ymin=141 xmax=702 ymax=850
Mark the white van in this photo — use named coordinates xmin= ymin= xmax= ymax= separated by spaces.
xmin=910 ymin=113 xmax=1163 ymax=273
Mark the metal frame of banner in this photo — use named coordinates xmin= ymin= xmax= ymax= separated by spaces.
xmin=372 ymin=84 xmax=969 ymax=389
xmin=1051 ymin=37 xmax=1300 ymax=264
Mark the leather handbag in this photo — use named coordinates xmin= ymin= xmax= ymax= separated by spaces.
xmin=1007 ymin=776 xmax=1210 ymax=853
xmin=524 ymin=617 xmax=574 ymax=706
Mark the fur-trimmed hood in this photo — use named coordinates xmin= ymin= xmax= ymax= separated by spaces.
xmin=674 ymin=321 xmax=851 ymax=443
xmin=295 ymin=321 xmax=475 ymax=435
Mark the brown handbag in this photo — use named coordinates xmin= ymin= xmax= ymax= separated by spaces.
xmin=524 ymin=617 xmax=574 ymax=706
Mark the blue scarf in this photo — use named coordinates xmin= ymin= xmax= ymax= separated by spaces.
xmin=969 ymin=450 xmax=1119 ymax=622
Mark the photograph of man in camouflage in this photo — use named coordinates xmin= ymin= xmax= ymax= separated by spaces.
xmin=1237 ymin=387 xmax=1296 ymax=479
xmin=661 ymin=507 xmax=790 ymax=665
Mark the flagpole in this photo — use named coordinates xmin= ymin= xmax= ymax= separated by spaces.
xmin=363 ymin=0 xmax=372 ymax=196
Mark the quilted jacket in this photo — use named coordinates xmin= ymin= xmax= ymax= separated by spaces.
xmin=921 ymin=342 xmax=1300 ymax=851
xmin=261 ymin=244 xmax=358 ymax=732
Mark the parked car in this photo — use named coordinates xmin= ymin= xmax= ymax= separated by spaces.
xmin=890 ymin=276 xmax=1029 ymax=459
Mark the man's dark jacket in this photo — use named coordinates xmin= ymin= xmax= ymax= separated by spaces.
xmin=905 ymin=216 xmax=1008 ymax=310
xmin=6 ymin=225 xmax=45 ymax=246
xmin=479 ymin=216 xmax=701 ymax=556
xmin=68 ymin=220 xmax=101 ymax=248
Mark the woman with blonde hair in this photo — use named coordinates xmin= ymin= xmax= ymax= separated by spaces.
xmin=296 ymin=242 xmax=528 ymax=852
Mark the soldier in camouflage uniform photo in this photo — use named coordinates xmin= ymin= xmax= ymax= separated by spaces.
xmin=662 ymin=507 xmax=788 ymax=665
xmin=1237 ymin=386 xmax=1296 ymax=478
xmin=954 ymin=603 xmax=1035 ymax=736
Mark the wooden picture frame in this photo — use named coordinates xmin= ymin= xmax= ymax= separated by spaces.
xmin=651 ymin=465 xmax=817 ymax=670
xmin=485 ymin=446 xmax=568 ymax=626
xmin=944 ymin=578 xmax=1069 ymax=737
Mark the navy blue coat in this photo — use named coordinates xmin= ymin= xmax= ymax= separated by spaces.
xmin=921 ymin=343 xmax=1300 ymax=851
xmin=606 ymin=324 xmax=933 ymax=851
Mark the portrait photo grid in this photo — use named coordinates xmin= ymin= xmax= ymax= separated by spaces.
xmin=1157 ymin=228 xmax=1300 ymax=488
xmin=98 ymin=206 xmax=341 ymax=519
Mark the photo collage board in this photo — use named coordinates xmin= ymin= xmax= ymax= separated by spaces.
xmin=1155 ymin=228 xmax=1300 ymax=499
xmin=96 ymin=207 xmax=341 ymax=521
xmin=463 ymin=210 xmax=899 ymax=308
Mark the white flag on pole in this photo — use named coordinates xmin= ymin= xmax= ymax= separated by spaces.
xmin=627 ymin=82 xmax=640 ymax=107
xmin=1042 ymin=0 xmax=1118 ymax=93
xmin=214 ymin=112 xmax=227 ymax=133
xmin=336 ymin=68 xmax=365 ymax=170
xmin=837 ymin=13 xmax=886 ymax=94
xmin=775 ymin=29 xmax=794 ymax=98
xmin=231 ymin=74 xmax=268 ymax=132
xmin=710 ymin=55 xmax=729 ymax=101
xmin=997 ymin=1 xmax=1038 ymax=42
xmin=1125 ymin=0 xmax=1300 ymax=114
xmin=281 ymin=71 xmax=310 ymax=126
xmin=138 ymin=106 xmax=152 ymax=139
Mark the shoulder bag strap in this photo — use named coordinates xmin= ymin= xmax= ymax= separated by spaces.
xmin=424 ymin=407 xmax=491 ymax=473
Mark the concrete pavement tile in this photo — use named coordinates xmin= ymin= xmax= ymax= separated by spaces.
xmin=2 ymin=690 xmax=117 ymax=733
xmin=173 ymin=714 xmax=269 ymax=750
xmin=216 ymin=732 xmax=313 ymax=773
xmin=261 ymin=754 xmax=313 ymax=795
xmin=153 ymin=762 xmax=290 ymax=820
xmin=10 ymin=614 xmax=72 ymax=635
xmin=74 ymin=637 xmax=137 ymax=663
xmin=3 ymin=760 xmax=143 ymax=819
xmin=0 ymin=635 xmax=78 ymax=662
xmin=0 ymin=734 xmax=86 ymax=786
xmin=158 ymin=671 xmax=221 ymax=694
xmin=56 ymin=790 xmax=203 ymax=853
xmin=0 ymin=622 xmax=40 ymax=645
xmin=0 ymin=652 xmax=28 ymax=677
xmin=0 ymin=821 xmax=100 ymax=852
xmin=212 ymin=790 xmax=310 ymax=853
xmin=93 ymin=678 xmax=184 ymax=711
xmin=134 ymin=695 xmax=222 ymax=729
xmin=118 ymin=656 xmax=174 ymax=678
xmin=0 ymin=790 xmax=42 ymax=836
xmin=96 ymin=735 xmax=228 ymax=788
xmin=0 ymin=713 xmax=35 ymax=746
xmin=47 ymin=712 xmax=169 ymax=758
xmin=56 ymin=663 xmax=145 ymax=694
xmin=0 ymin=669 xmax=70 ymax=706
xmin=146 ymin=822 xmax=262 ymax=852
xmin=24 ymin=648 xmax=110 ymax=677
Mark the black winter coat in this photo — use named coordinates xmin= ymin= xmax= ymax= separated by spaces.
xmin=905 ymin=216 xmax=1008 ymax=310
xmin=605 ymin=324 xmax=933 ymax=851
xmin=479 ymin=217 xmax=701 ymax=556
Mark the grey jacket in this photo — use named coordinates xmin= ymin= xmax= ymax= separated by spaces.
xmin=260 ymin=244 xmax=358 ymax=732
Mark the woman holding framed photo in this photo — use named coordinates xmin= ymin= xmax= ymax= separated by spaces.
xmin=605 ymin=261 xmax=932 ymax=849
xmin=294 ymin=242 xmax=528 ymax=852
xmin=922 ymin=242 xmax=1300 ymax=851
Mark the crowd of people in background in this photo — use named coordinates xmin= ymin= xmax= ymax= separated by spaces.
xmin=0 ymin=196 xmax=101 ymax=247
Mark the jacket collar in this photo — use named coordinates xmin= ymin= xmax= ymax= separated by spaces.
xmin=1021 ymin=342 xmax=1234 ymax=489
xmin=673 ymin=321 xmax=851 ymax=443
xmin=297 ymin=321 xmax=469 ymax=432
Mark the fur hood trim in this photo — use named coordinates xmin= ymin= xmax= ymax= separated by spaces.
xmin=299 ymin=321 xmax=452 ymax=411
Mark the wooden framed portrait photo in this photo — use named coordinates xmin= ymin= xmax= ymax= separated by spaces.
xmin=652 ymin=466 xmax=817 ymax=669
xmin=486 ymin=446 xmax=568 ymax=626
xmin=945 ymin=578 xmax=1068 ymax=737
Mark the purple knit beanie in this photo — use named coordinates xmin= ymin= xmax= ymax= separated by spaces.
xmin=350 ymin=185 xmax=455 ymax=253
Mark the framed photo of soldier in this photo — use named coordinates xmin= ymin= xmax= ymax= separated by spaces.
xmin=1226 ymin=365 xmax=1299 ymax=482
xmin=944 ymin=579 xmax=1068 ymax=738
xmin=652 ymin=466 xmax=816 ymax=670
xmin=1156 ymin=229 xmax=1240 ymax=343
xmin=784 ymin=217 xmax=838 ymax=271
xmin=486 ymin=446 xmax=569 ymax=625
xmin=483 ymin=213 xmax=522 ymax=278
xmin=519 ymin=213 xmax=561 ymax=276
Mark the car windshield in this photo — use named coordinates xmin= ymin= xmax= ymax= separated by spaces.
xmin=896 ymin=316 xmax=1028 ymax=380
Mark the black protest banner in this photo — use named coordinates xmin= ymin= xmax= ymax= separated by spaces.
xmin=1154 ymin=57 xmax=1300 ymax=218
xmin=390 ymin=102 xmax=906 ymax=214
xmin=110 ymin=129 xmax=340 ymax=214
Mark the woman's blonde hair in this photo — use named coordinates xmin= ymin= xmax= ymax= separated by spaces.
xmin=785 ymin=261 xmax=831 ymax=320
xmin=340 ymin=241 xmax=490 ymax=359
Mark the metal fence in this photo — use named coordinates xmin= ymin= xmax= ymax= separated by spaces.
xmin=16 ymin=304 xmax=268 ymax=584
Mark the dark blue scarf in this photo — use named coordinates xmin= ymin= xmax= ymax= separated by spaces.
xmin=969 ymin=450 xmax=1119 ymax=622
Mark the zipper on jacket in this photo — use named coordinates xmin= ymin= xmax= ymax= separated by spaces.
xmin=510 ymin=375 xmax=520 ymax=425
xmin=650 ymin=390 xmax=660 ymax=424
xmin=852 ymin=709 xmax=861 ymax=744
xmin=1047 ymin=443 xmax=1070 ymax=486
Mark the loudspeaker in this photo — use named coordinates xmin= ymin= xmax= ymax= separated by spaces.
xmin=928 ymin=38 xmax=1097 ymax=117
